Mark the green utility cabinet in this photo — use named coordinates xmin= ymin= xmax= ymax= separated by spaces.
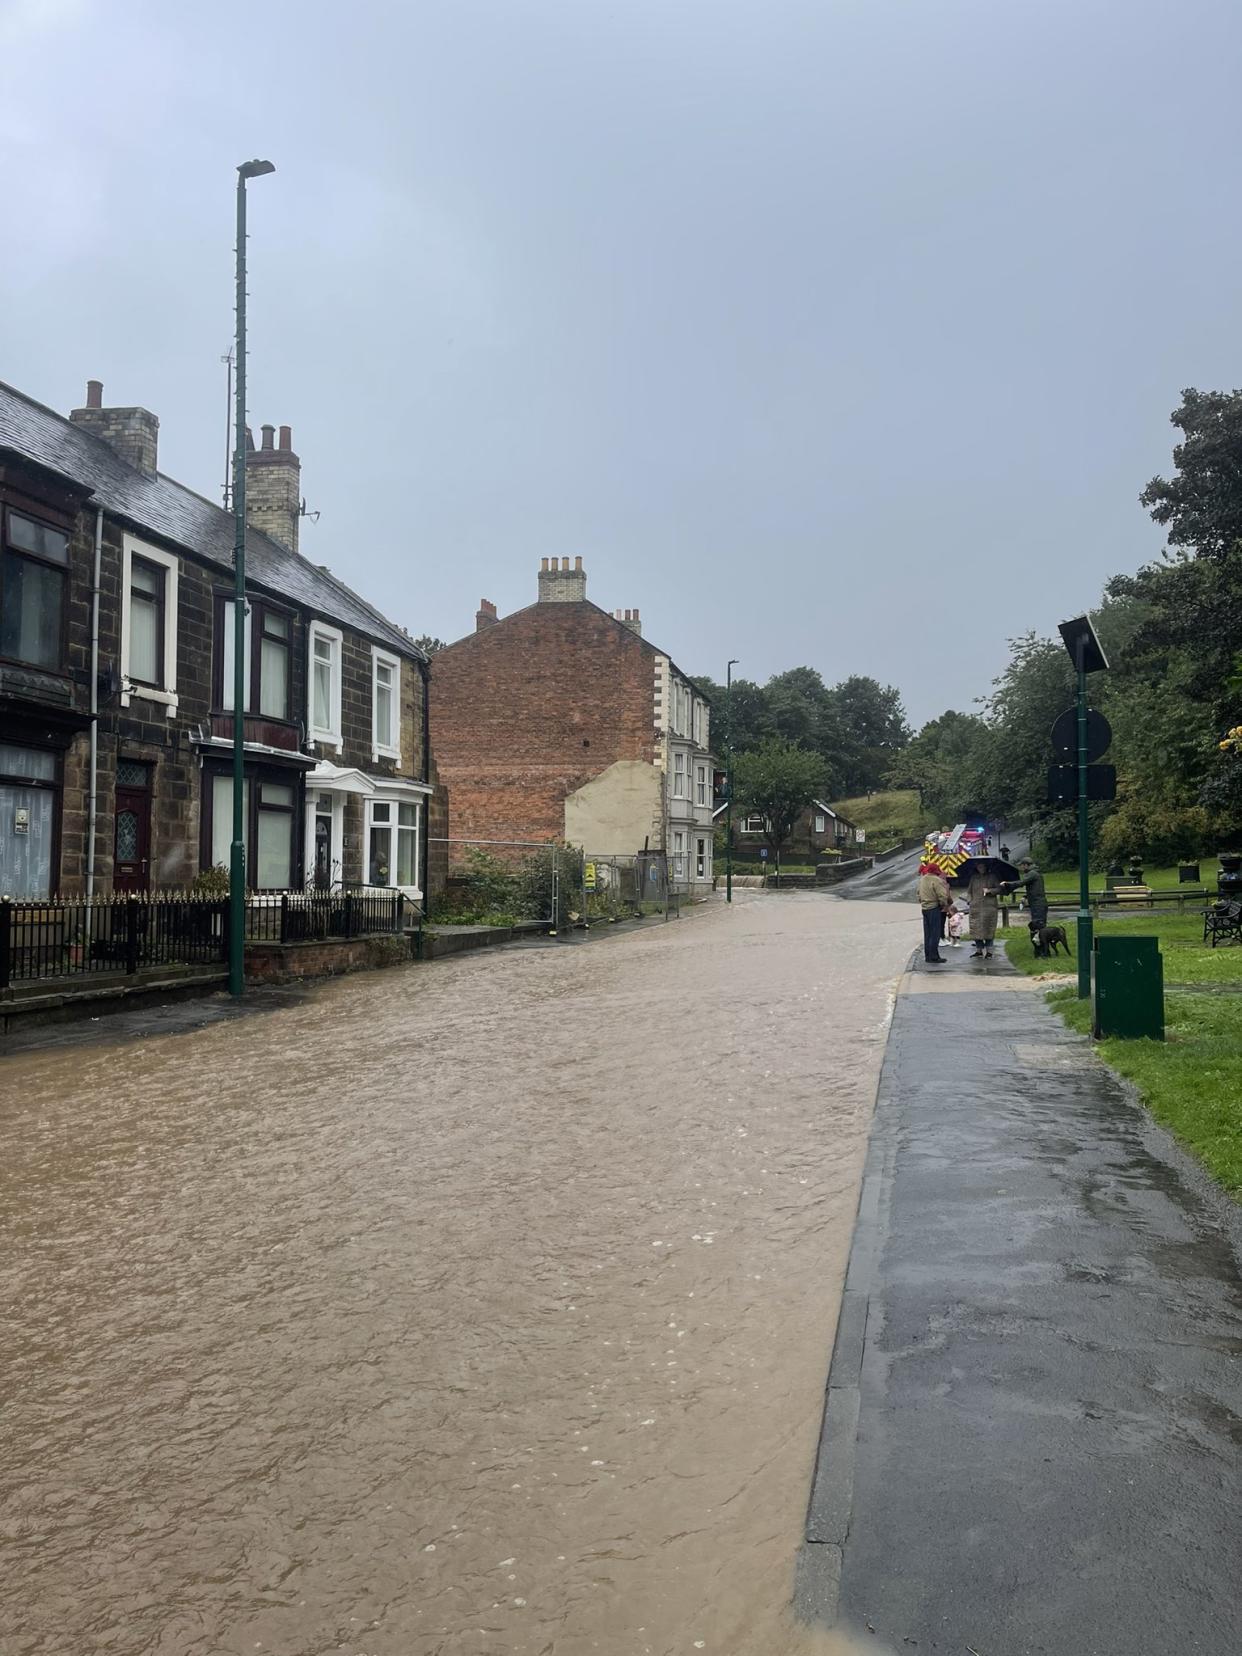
xmin=1093 ymin=935 xmax=1164 ymax=1041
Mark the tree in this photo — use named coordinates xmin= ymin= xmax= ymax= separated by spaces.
xmin=824 ymin=676 xmax=911 ymax=794
xmin=414 ymin=634 xmax=445 ymax=656
xmin=692 ymin=674 xmax=773 ymax=753
xmin=731 ymin=739 xmax=826 ymax=862
xmin=888 ymin=709 xmax=990 ymax=820
xmin=1140 ymin=388 xmax=1242 ymax=563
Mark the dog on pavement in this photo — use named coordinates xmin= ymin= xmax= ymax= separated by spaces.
xmin=1030 ymin=922 xmax=1070 ymax=958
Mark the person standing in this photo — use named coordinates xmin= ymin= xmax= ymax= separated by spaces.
xmin=918 ymin=861 xmax=952 ymax=964
xmin=997 ymin=856 xmax=1049 ymax=952
xmin=967 ymin=859 xmax=1000 ymax=959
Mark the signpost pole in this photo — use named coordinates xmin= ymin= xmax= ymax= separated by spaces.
xmin=1076 ymin=637 xmax=1093 ymax=1000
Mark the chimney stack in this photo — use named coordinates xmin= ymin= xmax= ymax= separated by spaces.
xmin=245 ymin=420 xmax=302 ymax=551
xmin=537 ymin=555 xmax=588 ymax=603
xmin=614 ymin=606 xmax=642 ymax=636
xmin=476 ymin=598 xmax=499 ymax=631
xmin=69 ymin=379 xmax=159 ymax=474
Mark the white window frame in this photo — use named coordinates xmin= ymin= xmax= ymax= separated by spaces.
xmin=308 ymin=620 xmax=343 ymax=752
xmin=672 ymin=828 xmax=686 ymax=879
xmin=744 ymin=813 xmax=766 ymax=834
xmin=371 ymin=646 xmax=402 ymax=764
xmin=814 ymin=813 xmax=827 ymax=833
xmin=364 ymin=792 xmax=423 ymax=897
xmin=120 ymin=535 xmax=179 ymax=717
xmin=672 ymin=750 xmax=686 ymax=799
xmin=696 ymin=835 xmax=709 ymax=880
xmin=695 ymin=764 xmax=707 ymax=806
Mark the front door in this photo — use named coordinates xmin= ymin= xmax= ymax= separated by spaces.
xmin=114 ymin=768 xmax=152 ymax=893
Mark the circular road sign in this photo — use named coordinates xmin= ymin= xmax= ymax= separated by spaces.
xmin=1051 ymin=706 xmax=1111 ymax=763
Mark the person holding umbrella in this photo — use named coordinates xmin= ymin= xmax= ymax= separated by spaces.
xmin=967 ymin=859 xmax=1001 ymax=959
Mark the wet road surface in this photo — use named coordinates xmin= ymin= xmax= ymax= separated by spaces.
xmin=1 ymin=892 xmax=914 ymax=1656
xmin=808 ymin=945 xmax=1242 ymax=1653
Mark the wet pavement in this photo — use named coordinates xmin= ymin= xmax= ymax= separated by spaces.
xmin=0 ymin=890 xmax=914 ymax=1656
xmin=803 ymin=942 xmax=1242 ymax=1653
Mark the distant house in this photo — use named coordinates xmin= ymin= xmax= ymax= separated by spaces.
xmin=0 ymin=376 xmax=443 ymax=904
xmin=718 ymin=798 xmax=865 ymax=862
xmin=431 ymin=559 xmax=716 ymax=893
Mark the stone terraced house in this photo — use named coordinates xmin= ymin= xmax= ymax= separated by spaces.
xmin=0 ymin=378 xmax=444 ymax=906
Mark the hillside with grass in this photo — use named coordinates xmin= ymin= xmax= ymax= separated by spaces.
xmin=829 ymin=789 xmax=926 ymax=845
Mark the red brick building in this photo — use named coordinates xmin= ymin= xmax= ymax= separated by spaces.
xmin=431 ymin=560 xmax=715 ymax=890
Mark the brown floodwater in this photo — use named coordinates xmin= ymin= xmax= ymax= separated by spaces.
xmin=1 ymin=891 xmax=914 ymax=1656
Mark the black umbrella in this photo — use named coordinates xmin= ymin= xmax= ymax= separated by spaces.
xmin=948 ymin=855 xmax=1019 ymax=890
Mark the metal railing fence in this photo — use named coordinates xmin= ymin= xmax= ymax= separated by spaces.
xmin=0 ymin=887 xmax=406 ymax=988
xmin=0 ymin=893 xmax=228 ymax=987
xmin=244 ymin=888 xmax=405 ymax=944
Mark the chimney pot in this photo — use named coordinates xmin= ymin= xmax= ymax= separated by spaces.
xmin=86 ymin=379 xmax=103 ymax=409
xmin=540 ymin=557 xmax=549 ymax=572
xmin=575 ymin=555 xmax=583 ymax=571
xmin=261 ymin=423 xmax=275 ymax=450
xmin=559 ymin=557 xmax=568 ymax=571
xmin=279 ymin=424 xmax=292 ymax=450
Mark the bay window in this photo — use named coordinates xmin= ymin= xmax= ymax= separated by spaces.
xmin=696 ymin=764 xmax=707 ymax=806
xmin=218 ymin=598 xmax=290 ymax=719
xmin=371 ymin=647 xmax=401 ymax=761
xmin=309 ymin=620 xmax=343 ymax=749
xmin=207 ymin=769 xmax=300 ymax=888
xmin=673 ymin=751 xmax=685 ymax=798
xmin=0 ymin=743 xmax=58 ymax=898
xmin=1 ymin=508 xmax=68 ymax=670
xmin=366 ymin=796 xmax=421 ymax=892
xmin=258 ymin=608 xmax=290 ymax=719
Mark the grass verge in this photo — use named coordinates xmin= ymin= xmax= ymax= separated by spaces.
xmin=1000 ymin=911 xmax=1242 ymax=985
xmin=1046 ymin=986 xmax=1242 ymax=1197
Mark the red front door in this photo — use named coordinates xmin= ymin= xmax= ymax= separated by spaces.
xmin=114 ymin=785 xmax=151 ymax=893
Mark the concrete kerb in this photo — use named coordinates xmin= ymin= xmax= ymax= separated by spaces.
xmin=795 ymin=951 xmax=913 ymax=1622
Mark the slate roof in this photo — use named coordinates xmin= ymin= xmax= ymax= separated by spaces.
xmin=0 ymin=379 xmax=423 ymax=662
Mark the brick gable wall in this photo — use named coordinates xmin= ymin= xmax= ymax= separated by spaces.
xmin=431 ymin=603 xmax=657 ymax=845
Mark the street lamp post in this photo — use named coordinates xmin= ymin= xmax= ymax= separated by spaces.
xmin=725 ymin=659 xmax=739 ymax=903
xmin=1057 ymin=615 xmax=1109 ymax=1002
xmin=229 ymin=158 xmax=276 ymax=998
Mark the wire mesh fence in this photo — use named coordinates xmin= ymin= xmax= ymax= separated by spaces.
xmin=429 ymin=839 xmax=584 ymax=930
xmin=581 ymin=851 xmax=676 ymax=923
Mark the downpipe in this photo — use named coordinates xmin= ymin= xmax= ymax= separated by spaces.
xmin=86 ymin=506 xmax=103 ymax=901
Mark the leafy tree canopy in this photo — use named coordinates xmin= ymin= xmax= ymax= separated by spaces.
xmin=731 ymin=739 xmax=827 ymax=858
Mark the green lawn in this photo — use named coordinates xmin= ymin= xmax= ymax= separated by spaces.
xmin=1047 ymin=987 xmax=1242 ymax=1197
xmin=1000 ymin=910 xmax=1242 ymax=985
xmin=1040 ymin=858 xmax=1220 ymax=899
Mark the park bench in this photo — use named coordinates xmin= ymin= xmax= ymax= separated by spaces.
xmin=1203 ymin=899 xmax=1242 ymax=947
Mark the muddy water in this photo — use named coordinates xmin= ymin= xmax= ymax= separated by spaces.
xmin=1 ymin=893 xmax=914 ymax=1656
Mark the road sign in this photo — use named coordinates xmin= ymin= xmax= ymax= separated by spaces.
xmin=1047 ymin=764 xmax=1117 ymax=804
xmin=584 ymin=862 xmax=596 ymax=891
xmin=1051 ymin=706 xmax=1111 ymax=764
xmin=759 ymin=848 xmax=769 ymax=860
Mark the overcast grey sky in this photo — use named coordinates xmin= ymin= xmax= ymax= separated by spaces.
xmin=3 ymin=0 xmax=1238 ymax=723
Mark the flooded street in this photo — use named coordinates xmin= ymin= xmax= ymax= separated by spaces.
xmin=2 ymin=892 xmax=913 ymax=1656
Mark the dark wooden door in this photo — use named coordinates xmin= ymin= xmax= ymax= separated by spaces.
xmin=114 ymin=787 xmax=151 ymax=893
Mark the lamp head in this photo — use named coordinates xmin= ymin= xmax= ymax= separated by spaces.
xmin=238 ymin=159 xmax=276 ymax=180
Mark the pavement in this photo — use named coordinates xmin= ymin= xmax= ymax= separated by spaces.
xmin=800 ymin=939 xmax=1242 ymax=1655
